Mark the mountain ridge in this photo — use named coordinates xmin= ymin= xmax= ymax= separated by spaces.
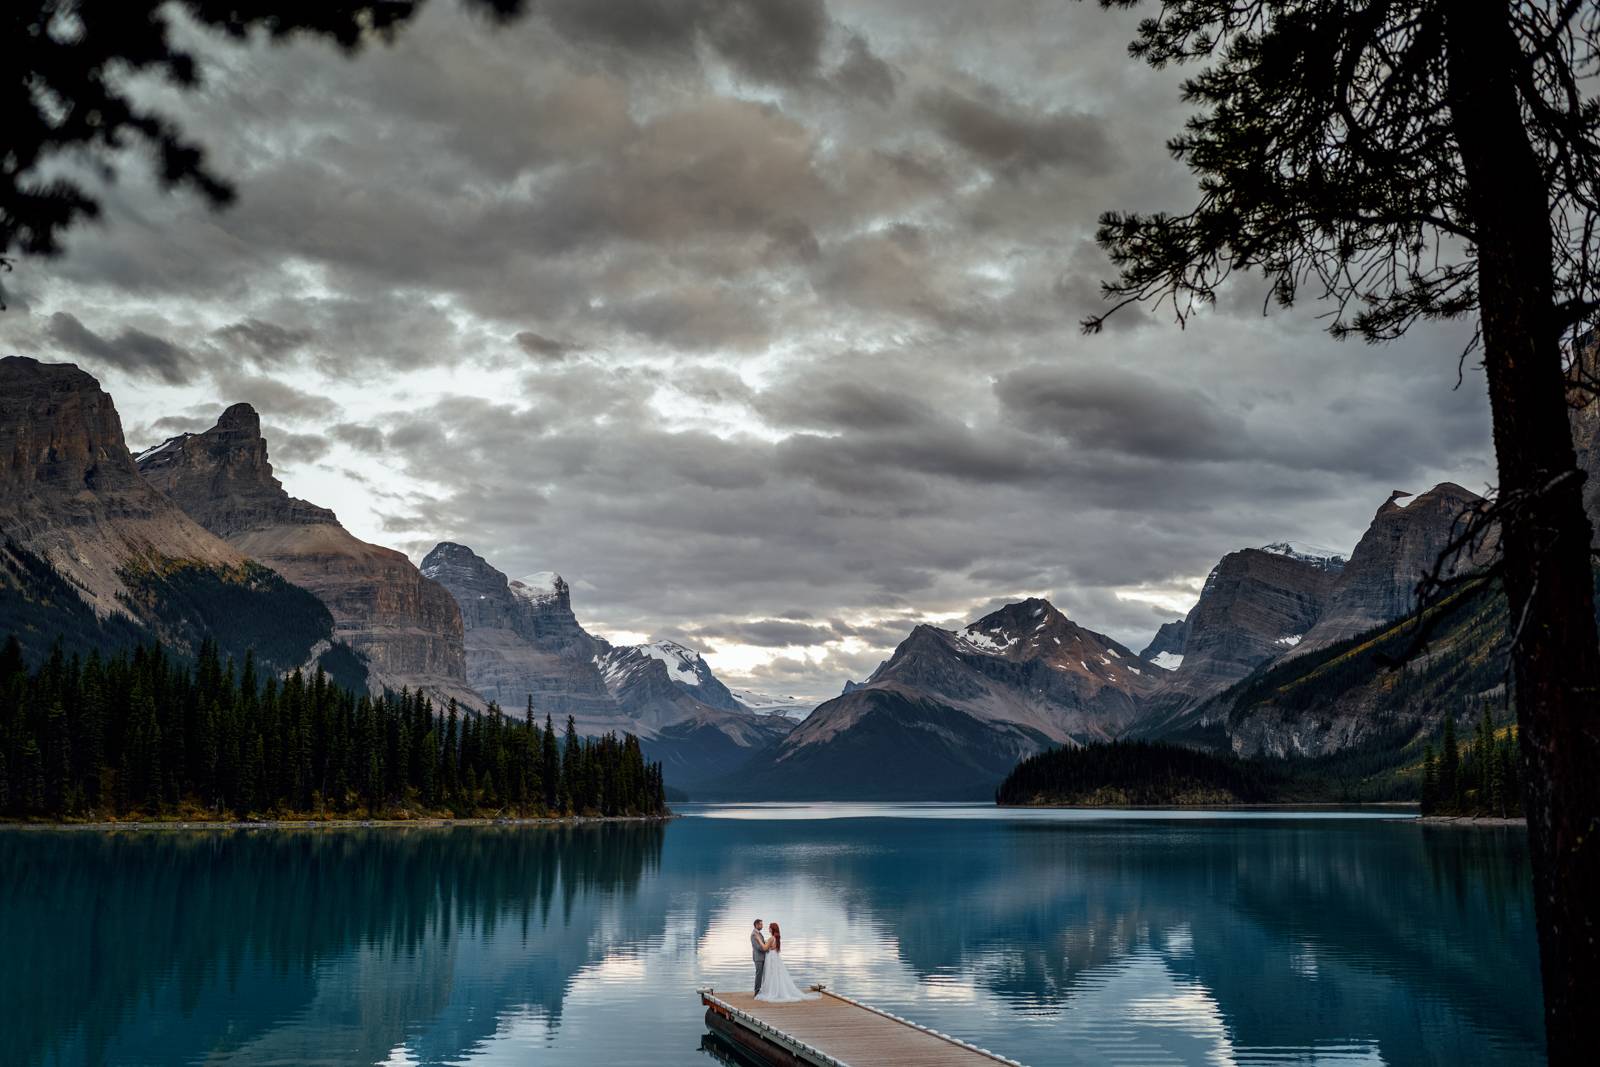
xmin=138 ymin=404 xmax=477 ymax=707
xmin=710 ymin=597 xmax=1156 ymax=799
xmin=420 ymin=540 xmax=790 ymax=789
xmin=0 ymin=356 xmax=339 ymax=674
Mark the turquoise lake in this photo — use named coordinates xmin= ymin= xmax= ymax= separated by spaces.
xmin=2 ymin=805 xmax=1544 ymax=1066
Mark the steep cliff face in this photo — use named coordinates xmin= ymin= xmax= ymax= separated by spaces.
xmin=593 ymin=639 xmax=792 ymax=783
xmin=134 ymin=403 xmax=336 ymax=536
xmin=418 ymin=542 xmax=614 ymax=723
xmin=596 ymin=640 xmax=743 ymax=726
xmin=1214 ymin=579 xmax=1510 ymax=760
xmin=139 ymin=406 xmax=471 ymax=702
xmin=421 ymin=540 xmax=791 ymax=789
xmin=1139 ymin=619 xmax=1189 ymax=670
xmin=0 ymin=357 xmax=335 ymax=671
xmin=714 ymin=598 xmax=1158 ymax=799
xmin=0 ymin=357 xmax=244 ymax=612
xmin=1290 ymin=483 xmax=1486 ymax=655
xmin=1138 ymin=546 xmax=1345 ymax=733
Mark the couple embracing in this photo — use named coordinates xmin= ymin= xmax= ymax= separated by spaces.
xmin=750 ymin=918 xmax=818 ymax=1003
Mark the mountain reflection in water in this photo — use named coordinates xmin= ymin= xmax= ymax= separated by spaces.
xmin=1 ymin=807 xmax=1543 ymax=1066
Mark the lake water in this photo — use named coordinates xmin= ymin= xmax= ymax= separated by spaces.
xmin=2 ymin=805 xmax=1544 ymax=1066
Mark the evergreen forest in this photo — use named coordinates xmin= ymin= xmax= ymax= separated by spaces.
xmin=0 ymin=635 xmax=667 ymax=821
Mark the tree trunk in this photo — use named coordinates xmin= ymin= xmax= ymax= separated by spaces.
xmin=1445 ymin=5 xmax=1600 ymax=1063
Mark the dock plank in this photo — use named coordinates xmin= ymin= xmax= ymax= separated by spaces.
xmin=702 ymin=989 xmax=1024 ymax=1067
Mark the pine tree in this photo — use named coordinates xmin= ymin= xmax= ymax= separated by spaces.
xmin=1439 ymin=716 xmax=1460 ymax=813
xmin=562 ymin=715 xmax=580 ymax=814
xmin=19 ymin=738 xmax=44 ymax=814
xmin=442 ymin=701 xmax=460 ymax=803
xmin=542 ymin=714 xmax=559 ymax=810
xmin=42 ymin=701 xmax=70 ymax=816
xmin=1082 ymin=3 xmax=1600 ymax=1045
xmin=1421 ymin=744 xmax=1438 ymax=815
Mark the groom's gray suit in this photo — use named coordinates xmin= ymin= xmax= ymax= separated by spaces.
xmin=751 ymin=928 xmax=767 ymax=994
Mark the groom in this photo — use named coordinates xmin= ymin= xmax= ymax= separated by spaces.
xmin=751 ymin=918 xmax=767 ymax=994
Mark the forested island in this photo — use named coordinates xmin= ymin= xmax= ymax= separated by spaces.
xmin=0 ymin=636 xmax=668 ymax=822
xmin=996 ymin=740 xmax=1280 ymax=807
xmin=997 ymin=715 xmax=1524 ymax=815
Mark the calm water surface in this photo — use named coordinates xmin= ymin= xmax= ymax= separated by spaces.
xmin=2 ymin=805 xmax=1543 ymax=1066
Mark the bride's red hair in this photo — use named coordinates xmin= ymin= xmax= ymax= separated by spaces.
xmin=768 ymin=922 xmax=781 ymax=951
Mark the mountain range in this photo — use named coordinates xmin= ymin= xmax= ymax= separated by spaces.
xmin=418 ymin=540 xmax=792 ymax=788
xmin=0 ymin=356 xmax=794 ymax=790
xmin=136 ymin=402 xmax=480 ymax=708
xmin=704 ymin=484 xmax=1511 ymax=800
xmin=0 ymin=357 xmax=338 ymax=678
xmin=3 ymin=354 xmax=1592 ymax=801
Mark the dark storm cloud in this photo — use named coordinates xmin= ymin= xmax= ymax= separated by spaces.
xmin=515 ymin=331 xmax=584 ymax=361
xmin=488 ymin=96 xmax=841 ymax=257
xmin=832 ymin=34 xmax=897 ymax=104
xmin=264 ymin=427 xmax=333 ymax=465
xmin=213 ymin=319 xmax=311 ymax=365
xmin=210 ymin=373 xmax=342 ymax=422
xmin=330 ymin=422 xmax=387 ymax=452
xmin=755 ymin=380 xmax=934 ymax=432
xmin=744 ymin=647 xmax=885 ymax=687
xmin=536 ymin=0 xmax=829 ymax=86
xmin=611 ymin=285 xmax=774 ymax=351
xmin=46 ymin=312 xmax=198 ymax=386
xmin=0 ymin=0 xmax=1502 ymax=698
xmin=994 ymin=364 xmax=1248 ymax=461
xmin=920 ymin=86 xmax=1115 ymax=176
xmin=125 ymin=413 xmax=214 ymax=451
xmin=774 ymin=428 xmax=1038 ymax=493
xmin=689 ymin=619 xmax=840 ymax=647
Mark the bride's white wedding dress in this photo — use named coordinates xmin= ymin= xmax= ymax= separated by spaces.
xmin=755 ymin=946 xmax=818 ymax=1003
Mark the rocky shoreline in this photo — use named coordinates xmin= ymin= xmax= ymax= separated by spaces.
xmin=1416 ymin=814 xmax=1527 ymax=827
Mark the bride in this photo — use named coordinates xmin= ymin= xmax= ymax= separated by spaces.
xmin=755 ymin=923 xmax=819 ymax=1003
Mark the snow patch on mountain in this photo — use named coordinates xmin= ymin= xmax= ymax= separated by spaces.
xmin=638 ymin=640 xmax=704 ymax=685
xmin=508 ymin=571 xmax=563 ymax=604
xmin=1260 ymin=542 xmax=1348 ymax=571
xmin=1151 ymin=651 xmax=1185 ymax=671
xmin=730 ymin=688 xmax=816 ymax=721
xmin=134 ymin=435 xmax=187 ymax=463
xmin=955 ymin=626 xmax=1015 ymax=655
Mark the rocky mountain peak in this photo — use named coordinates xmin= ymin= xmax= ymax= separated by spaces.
xmin=1289 ymin=481 xmax=1487 ymax=655
xmin=419 ymin=541 xmax=495 ymax=589
xmin=216 ymin=402 xmax=262 ymax=435
xmin=1140 ymin=619 xmax=1189 ymax=670
xmin=137 ymin=403 xmax=337 ymax=538
xmin=509 ymin=570 xmax=568 ymax=609
xmin=1259 ymin=541 xmax=1347 ymax=572
xmin=1139 ymin=544 xmax=1343 ymax=726
xmin=947 ymin=597 xmax=1136 ymax=669
xmin=135 ymin=407 xmax=471 ymax=702
xmin=596 ymin=639 xmax=744 ymax=714
xmin=0 ymin=355 xmax=146 ymax=497
xmin=421 ymin=541 xmax=613 ymax=717
xmin=0 ymin=357 xmax=265 ymax=623
xmin=422 ymin=543 xmax=588 ymax=640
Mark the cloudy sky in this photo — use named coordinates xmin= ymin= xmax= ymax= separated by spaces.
xmin=0 ymin=0 xmax=1495 ymax=699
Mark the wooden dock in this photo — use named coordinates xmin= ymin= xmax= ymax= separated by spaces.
xmin=699 ymin=986 xmax=1027 ymax=1067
